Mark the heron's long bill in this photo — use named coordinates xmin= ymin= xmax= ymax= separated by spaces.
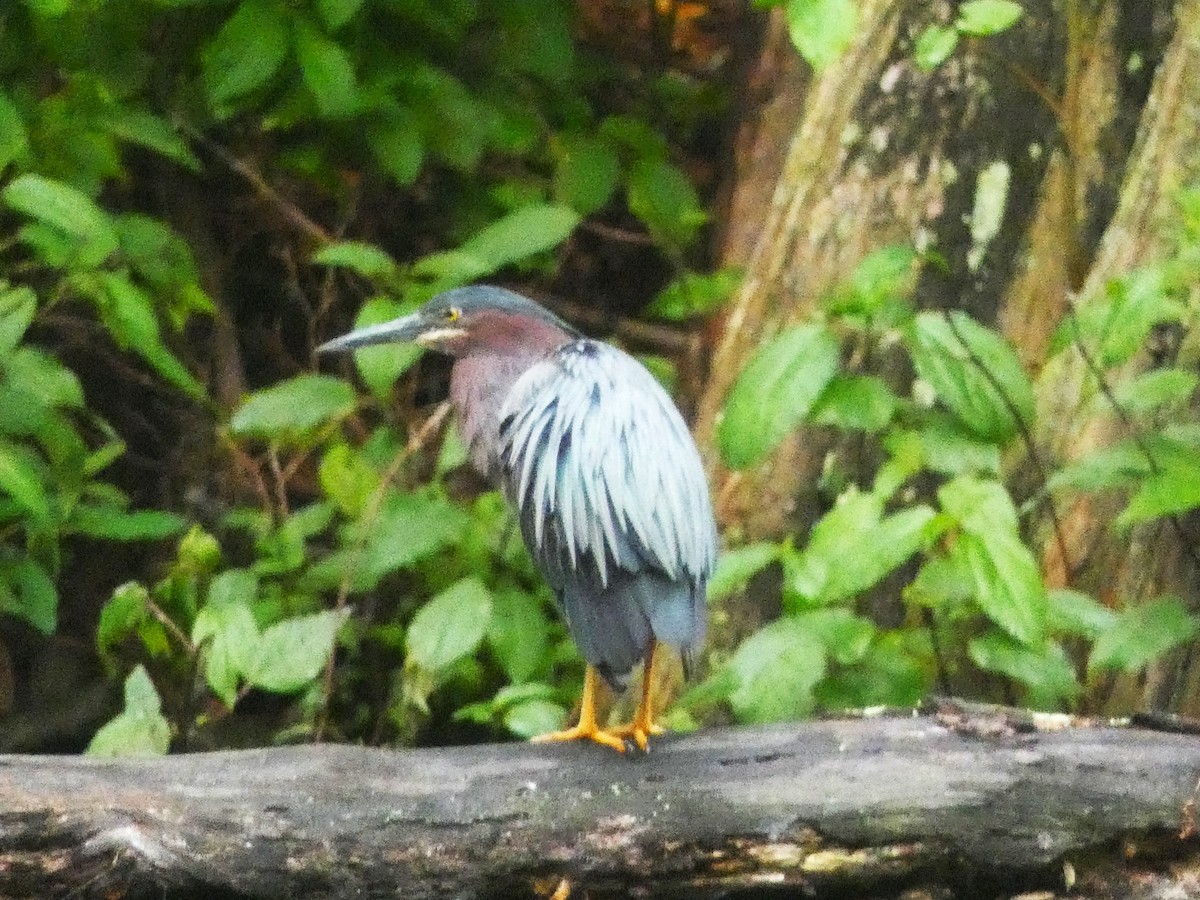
xmin=317 ymin=314 xmax=433 ymax=353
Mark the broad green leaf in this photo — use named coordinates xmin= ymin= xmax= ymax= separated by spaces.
xmin=207 ymin=568 xmax=260 ymax=608
xmin=69 ymin=506 xmax=186 ymax=541
xmin=0 ymin=92 xmax=30 ymax=172
xmin=1046 ymin=438 xmax=1153 ymax=493
xmin=815 ymin=630 xmax=932 ymax=709
xmin=906 ymin=311 xmax=1034 ymax=443
xmin=795 ymin=608 xmax=876 ymax=665
xmin=312 ymin=242 xmax=398 ymax=280
xmin=0 ymin=559 xmax=57 ymax=634
xmin=968 ymin=632 xmax=1079 ymax=708
xmin=727 ymin=618 xmax=826 ymax=722
xmin=1048 ymin=588 xmax=1116 ymax=640
xmin=718 ymin=324 xmax=840 ymax=469
xmin=294 ymin=18 xmax=358 ymax=118
xmin=193 ymin=600 xmax=259 ymax=706
xmin=553 ymin=134 xmax=620 ymax=216
xmin=825 ymin=246 xmax=917 ymax=321
xmin=3 ymin=174 xmax=118 ymax=265
xmin=318 ymin=442 xmax=379 ymax=517
xmin=940 ymin=476 xmax=1046 ymax=645
xmin=368 ymin=109 xmax=425 ymax=186
xmin=98 ymin=582 xmax=149 ymax=659
xmin=457 ymin=203 xmax=580 ymax=273
xmin=8 ymin=347 xmax=84 ymax=409
xmin=116 ymin=215 xmax=203 ymax=293
xmin=0 ymin=285 xmax=36 ymax=356
xmin=487 ymin=587 xmax=548 ymax=683
xmin=230 ymin=374 xmax=356 ymax=442
xmin=407 ymin=576 xmax=493 ymax=673
xmin=357 ymin=492 xmax=470 ymax=582
xmin=811 ymin=374 xmax=899 ymax=432
xmin=203 ymin=0 xmax=290 ymax=109
xmin=1089 ymin=597 xmax=1199 ymax=675
xmin=914 ymin=25 xmax=959 ymax=70
xmin=248 ymin=609 xmax=348 ymax=693
xmin=317 ymin=0 xmax=364 ymax=29
xmin=786 ymin=0 xmax=858 ymax=70
xmin=86 ymin=665 xmax=170 ymax=756
xmin=0 ymin=441 xmax=50 ymax=522
xmin=1065 ymin=267 xmax=1183 ymax=369
xmin=1114 ymin=368 xmax=1198 ymax=415
xmin=627 ymin=158 xmax=706 ymax=250
xmin=910 ymin=419 xmax=1002 ymax=476
xmin=707 ymin=542 xmax=780 ymax=603
xmin=1119 ymin=465 xmax=1200 ymax=528
xmin=102 ymin=110 xmax=200 ymax=171
xmin=346 ymin=297 xmax=422 ymax=399
xmin=503 ymin=698 xmax=566 ymax=738
xmin=647 ymin=268 xmax=741 ymax=321
xmin=956 ymin=0 xmax=1024 ymax=35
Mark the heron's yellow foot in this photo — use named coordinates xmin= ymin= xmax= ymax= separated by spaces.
xmin=531 ymin=665 xmax=629 ymax=753
xmin=607 ymin=719 xmax=665 ymax=753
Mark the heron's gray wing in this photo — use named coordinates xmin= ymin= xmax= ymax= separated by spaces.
xmin=497 ymin=340 xmax=717 ymax=683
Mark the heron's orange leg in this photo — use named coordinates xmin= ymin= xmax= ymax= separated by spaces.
xmin=609 ymin=641 xmax=666 ymax=752
xmin=531 ymin=665 xmax=628 ymax=752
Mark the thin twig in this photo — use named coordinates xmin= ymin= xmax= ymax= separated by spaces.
xmin=315 ymin=401 xmax=454 ymax=742
xmin=266 ymin=448 xmax=290 ymax=519
xmin=146 ymin=598 xmax=196 ymax=657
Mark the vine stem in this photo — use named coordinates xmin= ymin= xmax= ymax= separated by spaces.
xmin=314 ymin=401 xmax=453 ymax=742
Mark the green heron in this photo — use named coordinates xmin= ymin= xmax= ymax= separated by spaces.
xmin=318 ymin=285 xmax=717 ymax=751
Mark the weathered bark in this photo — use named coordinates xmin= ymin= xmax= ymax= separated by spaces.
xmin=2 ymin=710 xmax=1199 ymax=899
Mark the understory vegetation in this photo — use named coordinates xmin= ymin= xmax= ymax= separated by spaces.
xmin=0 ymin=0 xmax=1195 ymax=755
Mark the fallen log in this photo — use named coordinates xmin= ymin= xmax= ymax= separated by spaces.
xmin=2 ymin=705 xmax=1198 ymax=898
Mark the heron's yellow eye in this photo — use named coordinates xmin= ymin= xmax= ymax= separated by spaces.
xmin=446 ymin=306 xmax=462 ymax=323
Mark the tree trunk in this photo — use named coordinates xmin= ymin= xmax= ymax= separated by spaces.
xmin=3 ymin=709 xmax=1199 ymax=899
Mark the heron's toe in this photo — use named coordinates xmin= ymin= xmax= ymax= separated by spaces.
xmin=530 ymin=724 xmax=628 ymax=753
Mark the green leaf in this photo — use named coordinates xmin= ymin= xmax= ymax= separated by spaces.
xmin=0 ymin=440 xmax=50 ymax=522
xmin=248 ymin=609 xmax=348 ymax=693
xmin=116 ymin=216 xmax=205 ymax=296
xmin=726 ymin=618 xmax=826 ymax=722
xmin=357 ymin=492 xmax=470 ymax=582
xmin=230 ymin=374 xmax=356 ymax=442
xmin=816 ymin=629 xmax=931 ymax=708
xmin=457 ymin=203 xmax=580 ymax=274
xmin=503 ymin=698 xmax=566 ymax=738
xmin=98 ymin=582 xmax=149 ymax=659
xmin=553 ymin=134 xmax=620 ymax=216
xmin=316 ymin=0 xmax=364 ymax=29
xmin=940 ymin=476 xmax=1047 ymax=645
xmin=0 ymin=92 xmax=30 ymax=172
xmin=293 ymin=18 xmax=358 ymax=118
xmin=707 ymin=542 xmax=780 ymax=603
xmin=312 ymin=242 xmax=398 ymax=280
xmin=102 ymin=110 xmax=201 ymax=171
xmin=346 ymin=297 xmax=422 ymax=399
xmin=786 ymin=0 xmax=858 ymax=70
xmin=3 ymin=174 xmax=118 ymax=265
xmin=368 ymin=109 xmax=425 ymax=186
xmin=810 ymin=374 xmax=899 ymax=432
xmin=406 ymin=576 xmax=493 ymax=673
xmin=718 ymin=324 xmax=841 ymax=469
xmin=968 ymin=632 xmax=1079 ymax=708
xmin=910 ymin=419 xmax=1002 ymax=476
xmin=914 ymin=25 xmax=959 ymax=70
xmin=1088 ymin=597 xmax=1199 ymax=675
xmin=956 ymin=0 xmax=1024 ymax=36
xmin=796 ymin=608 xmax=876 ymax=665
xmin=0 ymin=285 xmax=36 ymax=355
xmin=1114 ymin=368 xmax=1198 ymax=415
xmin=86 ymin=665 xmax=170 ymax=757
xmin=1066 ymin=267 xmax=1183 ymax=369
xmin=193 ymin=599 xmax=259 ymax=706
xmin=207 ymin=568 xmax=260 ymax=608
xmin=98 ymin=275 xmax=204 ymax=399
xmin=318 ymin=442 xmax=379 ymax=517
xmin=69 ymin=507 xmax=187 ymax=541
xmin=487 ymin=587 xmax=549 ymax=683
xmin=906 ymin=311 xmax=1034 ymax=443
xmin=203 ymin=0 xmax=291 ymax=109
xmin=1119 ymin=465 xmax=1200 ymax=528
xmin=627 ymin=158 xmax=706 ymax=250
xmin=1048 ymin=588 xmax=1117 ymax=640
xmin=1047 ymin=438 xmax=1153 ymax=493
xmin=647 ymin=268 xmax=741 ymax=321
xmin=0 ymin=559 xmax=58 ymax=634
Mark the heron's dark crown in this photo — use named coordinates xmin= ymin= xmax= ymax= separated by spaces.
xmin=427 ymin=286 xmax=581 ymax=338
